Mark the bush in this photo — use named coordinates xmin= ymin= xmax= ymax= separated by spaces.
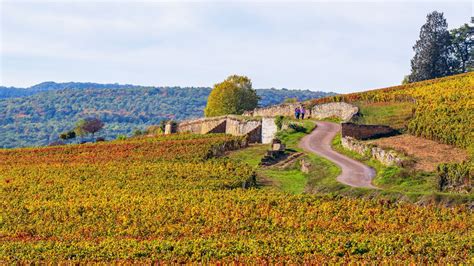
xmin=437 ymin=161 xmax=472 ymax=193
xmin=275 ymin=116 xmax=284 ymax=130
xmin=288 ymin=123 xmax=307 ymax=133
xmin=116 ymin=135 xmax=127 ymax=140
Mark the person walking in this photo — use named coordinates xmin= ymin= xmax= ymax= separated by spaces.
xmin=295 ymin=107 xmax=300 ymax=120
xmin=300 ymin=106 xmax=306 ymax=119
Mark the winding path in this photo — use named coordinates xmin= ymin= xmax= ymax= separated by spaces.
xmin=299 ymin=121 xmax=377 ymax=188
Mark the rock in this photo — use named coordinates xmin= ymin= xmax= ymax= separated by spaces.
xmin=300 ymin=158 xmax=311 ymax=173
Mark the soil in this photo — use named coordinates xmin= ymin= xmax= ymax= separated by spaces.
xmin=367 ymin=134 xmax=469 ymax=172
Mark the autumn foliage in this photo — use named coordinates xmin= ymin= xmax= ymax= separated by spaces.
xmin=0 ymin=134 xmax=472 ymax=263
xmin=308 ymin=72 xmax=474 ymax=149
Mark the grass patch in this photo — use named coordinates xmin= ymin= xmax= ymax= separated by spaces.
xmin=353 ymin=102 xmax=414 ymax=130
xmin=276 ymin=119 xmax=316 ymax=151
xmin=261 ymin=168 xmax=307 ymax=194
xmin=227 ymin=144 xmax=268 ymax=168
xmin=319 ymin=116 xmax=343 ymax=123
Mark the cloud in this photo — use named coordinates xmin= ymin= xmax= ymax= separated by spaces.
xmin=0 ymin=1 xmax=471 ymax=92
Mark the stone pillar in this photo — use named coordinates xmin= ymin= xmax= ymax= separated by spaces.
xmin=164 ymin=123 xmax=173 ymax=134
xmin=262 ymin=117 xmax=277 ymax=144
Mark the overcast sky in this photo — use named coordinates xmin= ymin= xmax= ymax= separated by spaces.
xmin=0 ymin=0 xmax=471 ymax=93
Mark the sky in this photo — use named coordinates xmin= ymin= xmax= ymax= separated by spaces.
xmin=0 ymin=0 xmax=472 ymax=93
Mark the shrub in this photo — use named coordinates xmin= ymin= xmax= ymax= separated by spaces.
xmin=437 ymin=161 xmax=472 ymax=193
xmin=288 ymin=123 xmax=307 ymax=133
xmin=275 ymin=115 xmax=284 ymax=130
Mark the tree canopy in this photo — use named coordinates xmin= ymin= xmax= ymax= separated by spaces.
xmin=450 ymin=23 xmax=473 ymax=73
xmin=204 ymin=75 xmax=260 ymax=117
xmin=408 ymin=12 xmax=473 ymax=83
xmin=409 ymin=11 xmax=452 ymax=82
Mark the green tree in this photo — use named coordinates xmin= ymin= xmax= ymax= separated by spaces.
xmin=409 ymin=11 xmax=452 ymax=82
xmin=401 ymin=75 xmax=410 ymax=85
xmin=75 ymin=118 xmax=104 ymax=138
xmin=284 ymin=97 xmax=298 ymax=103
xmin=74 ymin=119 xmax=88 ymax=139
xmin=59 ymin=130 xmax=76 ymax=141
xmin=204 ymin=75 xmax=259 ymax=117
xmin=450 ymin=23 xmax=473 ymax=73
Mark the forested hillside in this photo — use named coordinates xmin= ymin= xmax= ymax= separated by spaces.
xmin=0 ymin=82 xmax=333 ymax=148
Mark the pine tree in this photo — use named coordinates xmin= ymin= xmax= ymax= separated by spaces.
xmin=409 ymin=11 xmax=453 ymax=82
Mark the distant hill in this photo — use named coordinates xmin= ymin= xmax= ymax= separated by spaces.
xmin=0 ymin=82 xmax=334 ymax=148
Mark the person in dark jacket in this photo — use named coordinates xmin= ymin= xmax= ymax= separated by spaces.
xmin=295 ymin=107 xmax=300 ymax=119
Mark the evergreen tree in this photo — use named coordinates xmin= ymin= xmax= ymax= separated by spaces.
xmin=409 ymin=11 xmax=452 ymax=82
xmin=450 ymin=23 xmax=473 ymax=73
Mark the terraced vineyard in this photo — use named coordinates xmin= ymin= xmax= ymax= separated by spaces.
xmin=309 ymin=72 xmax=473 ymax=149
xmin=1 ymin=134 xmax=472 ymax=263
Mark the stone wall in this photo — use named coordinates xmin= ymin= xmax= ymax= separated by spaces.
xmin=226 ymin=117 xmax=262 ymax=143
xmin=341 ymin=122 xmax=399 ymax=140
xmin=176 ymin=116 xmax=227 ymax=134
xmin=341 ymin=137 xmax=409 ymax=167
xmin=169 ymin=115 xmax=265 ymax=143
xmin=243 ymin=103 xmax=303 ymax=118
xmin=312 ymin=102 xmax=358 ymax=121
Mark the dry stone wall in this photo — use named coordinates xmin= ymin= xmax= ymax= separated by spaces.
xmin=312 ymin=102 xmax=358 ymax=121
xmin=226 ymin=117 xmax=262 ymax=143
xmin=341 ymin=137 xmax=409 ymax=167
xmin=243 ymin=103 xmax=302 ymax=117
xmin=244 ymin=101 xmax=358 ymax=122
xmin=169 ymin=115 xmax=272 ymax=144
xmin=176 ymin=117 xmax=227 ymax=134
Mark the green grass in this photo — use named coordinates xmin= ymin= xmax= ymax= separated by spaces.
xmin=275 ymin=119 xmax=316 ymax=151
xmin=227 ymin=144 xmax=268 ymax=168
xmin=353 ymin=102 xmax=414 ymax=129
xmin=261 ymin=168 xmax=307 ymax=194
xmin=228 ymin=119 xmax=342 ymax=194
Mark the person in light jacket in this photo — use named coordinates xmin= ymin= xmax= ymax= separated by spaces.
xmin=300 ymin=106 xmax=306 ymax=119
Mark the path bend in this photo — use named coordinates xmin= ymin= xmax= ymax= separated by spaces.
xmin=299 ymin=121 xmax=377 ymax=189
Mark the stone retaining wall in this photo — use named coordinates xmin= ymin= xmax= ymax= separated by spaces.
xmin=243 ymin=103 xmax=302 ymax=117
xmin=341 ymin=137 xmax=409 ymax=167
xmin=168 ymin=115 xmax=276 ymax=144
xmin=244 ymin=101 xmax=359 ymax=122
xmin=312 ymin=102 xmax=358 ymax=121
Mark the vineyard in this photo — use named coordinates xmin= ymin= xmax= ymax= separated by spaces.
xmin=308 ymin=72 xmax=474 ymax=149
xmin=1 ymin=134 xmax=472 ymax=263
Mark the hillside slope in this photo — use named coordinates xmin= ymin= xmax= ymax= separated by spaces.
xmin=309 ymin=72 xmax=474 ymax=149
xmin=1 ymin=134 xmax=471 ymax=263
xmin=0 ymin=82 xmax=333 ymax=148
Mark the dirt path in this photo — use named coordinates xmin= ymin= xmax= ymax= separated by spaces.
xmin=299 ymin=121 xmax=377 ymax=188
